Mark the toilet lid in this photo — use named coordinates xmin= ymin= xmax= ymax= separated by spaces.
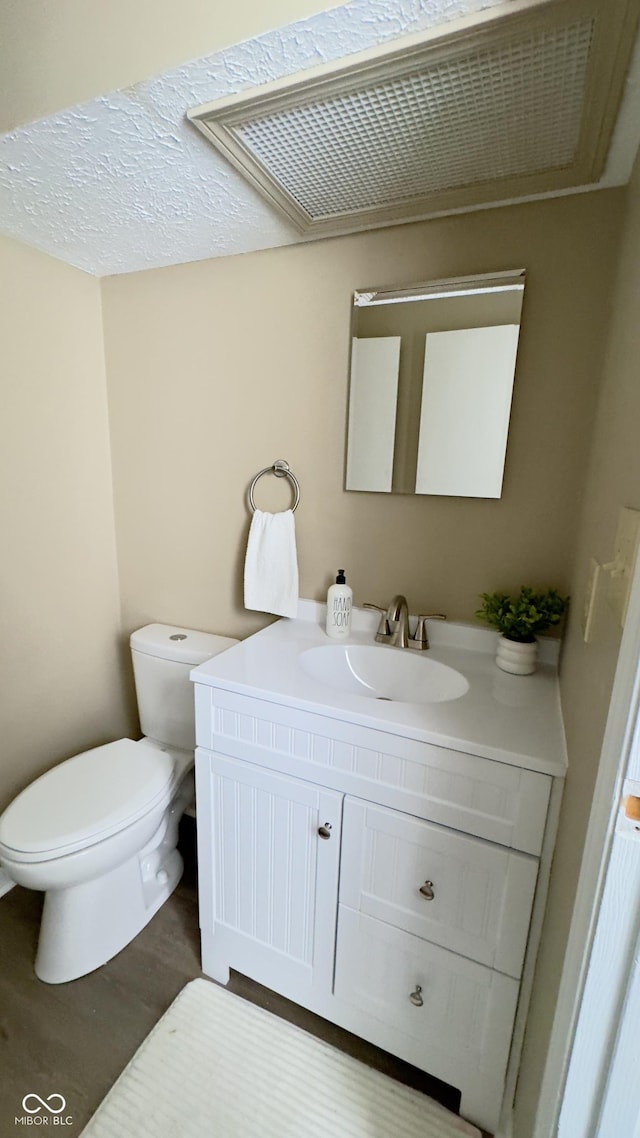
xmin=0 ymin=740 xmax=174 ymax=858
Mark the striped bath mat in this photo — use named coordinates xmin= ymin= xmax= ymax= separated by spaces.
xmin=80 ymin=979 xmax=481 ymax=1137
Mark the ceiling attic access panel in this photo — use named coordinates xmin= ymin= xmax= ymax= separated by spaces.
xmin=187 ymin=0 xmax=640 ymax=237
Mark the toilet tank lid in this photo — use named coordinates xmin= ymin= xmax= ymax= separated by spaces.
xmin=130 ymin=624 xmax=238 ymax=665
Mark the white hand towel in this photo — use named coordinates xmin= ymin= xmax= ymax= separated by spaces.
xmin=244 ymin=508 xmax=299 ymax=619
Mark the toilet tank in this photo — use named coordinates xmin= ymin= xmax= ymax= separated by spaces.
xmin=130 ymin=624 xmax=238 ymax=751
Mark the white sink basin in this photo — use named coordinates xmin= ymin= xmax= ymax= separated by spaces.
xmin=298 ymin=643 xmax=469 ymax=704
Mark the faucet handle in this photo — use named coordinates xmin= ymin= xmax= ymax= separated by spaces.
xmin=411 ymin=613 xmax=447 ymax=650
xmin=363 ymin=603 xmax=391 ymax=639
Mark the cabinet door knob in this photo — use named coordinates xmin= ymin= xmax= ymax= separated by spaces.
xmin=419 ymin=880 xmax=435 ymax=900
xmin=409 ymin=984 xmax=424 ymax=1007
xmin=318 ymin=824 xmax=332 ymax=839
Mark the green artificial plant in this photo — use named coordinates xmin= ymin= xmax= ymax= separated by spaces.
xmin=476 ymin=587 xmax=568 ymax=643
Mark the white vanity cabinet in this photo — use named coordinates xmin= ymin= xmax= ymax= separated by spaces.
xmin=194 ymin=678 xmax=558 ymax=1135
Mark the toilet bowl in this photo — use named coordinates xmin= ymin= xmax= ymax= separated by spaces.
xmin=0 ymin=624 xmax=237 ymax=983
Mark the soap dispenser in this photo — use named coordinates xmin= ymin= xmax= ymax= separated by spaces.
xmin=326 ymin=570 xmax=352 ymax=639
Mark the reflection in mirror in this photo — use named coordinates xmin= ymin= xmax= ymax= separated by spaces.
xmin=345 ymin=270 xmax=525 ymax=498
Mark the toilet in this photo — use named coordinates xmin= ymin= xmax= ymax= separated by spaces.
xmin=0 ymin=623 xmax=237 ymax=984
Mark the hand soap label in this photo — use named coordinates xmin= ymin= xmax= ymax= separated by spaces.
xmin=329 ymin=593 xmax=352 ymax=632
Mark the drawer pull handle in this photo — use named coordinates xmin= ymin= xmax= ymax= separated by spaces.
xmin=419 ymin=880 xmax=435 ymax=901
xmin=318 ymin=824 xmax=332 ymax=840
xmin=409 ymin=984 xmax=424 ymax=1007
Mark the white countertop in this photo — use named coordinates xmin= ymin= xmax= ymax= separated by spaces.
xmin=191 ymin=601 xmax=567 ymax=777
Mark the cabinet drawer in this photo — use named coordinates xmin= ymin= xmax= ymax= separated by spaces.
xmin=334 ymin=907 xmax=518 ymax=1080
xmin=195 ymin=686 xmax=551 ymax=855
xmin=340 ymin=798 xmax=537 ymax=977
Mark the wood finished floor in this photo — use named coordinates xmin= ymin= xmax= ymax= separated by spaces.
xmin=0 ymin=881 xmax=202 ymax=1133
xmin=0 ymin=843 xmax=487 ymax=1136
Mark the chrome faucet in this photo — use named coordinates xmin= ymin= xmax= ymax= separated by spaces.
xmin=364 ymin=597 xmax=447 ymax=650
xmin=386 ymin=594 xmax=410 ymax=648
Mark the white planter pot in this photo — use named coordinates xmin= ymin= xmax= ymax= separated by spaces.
xmin=496 ymin=635 xmax=538 ymax=675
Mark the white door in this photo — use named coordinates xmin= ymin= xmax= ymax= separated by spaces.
xmin=415 ymin=324 xmax=520 ymax=498
xmin=346 ymin=336 xmax=401 ymax=492
xmin=538 ymin=547 xmax=640 ymax=1138
xmin=204 ymin=752 xmax=343 ymax=1004
xmin=594 ymin=907 xmax=640 ymax=1137
xmin=557 ymin=772 xmax=640 ymax=1138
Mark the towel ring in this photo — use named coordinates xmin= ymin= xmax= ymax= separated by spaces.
xmin=248 ymin=459 xmax=300 ymax=513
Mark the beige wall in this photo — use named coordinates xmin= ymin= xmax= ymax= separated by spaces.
xmin=0 ymin=0 xmax=345 ymax=134
xmin=0 ymin=236 xmax=132 ymax=810
xmin=514 ymin=157 xmax=640 ymax=1136
xmin=102 ymin=190 xmax=622 ymax=645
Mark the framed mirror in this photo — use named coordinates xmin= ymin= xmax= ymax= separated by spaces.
xmin=345 ymin=269 xmax=525 ymax=498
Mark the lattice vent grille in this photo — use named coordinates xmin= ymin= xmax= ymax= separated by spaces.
xmin=235 ymin=20 xmax=593 ymax=219
xmin=188 ymin=0 xmax=639 ymax=235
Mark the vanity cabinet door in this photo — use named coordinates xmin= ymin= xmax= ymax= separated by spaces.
xmin=197 ymin=750 xmax=342 ymax=1005
xmin=340 ymin=797 xmax=538 ymax=977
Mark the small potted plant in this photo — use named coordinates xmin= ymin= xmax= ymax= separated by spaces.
xmin=476 ymin=587 xmax=568 ymax=674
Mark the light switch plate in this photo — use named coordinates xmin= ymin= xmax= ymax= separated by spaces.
xmin=607 ymin=507 xmax=640 ymax=627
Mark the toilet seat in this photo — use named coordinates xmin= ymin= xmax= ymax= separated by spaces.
xmin=0 ymin=740 xmax=174 ymax=862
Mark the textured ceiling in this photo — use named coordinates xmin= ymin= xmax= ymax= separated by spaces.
xmin=0 ymin=0 xmax=638 ymax=277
